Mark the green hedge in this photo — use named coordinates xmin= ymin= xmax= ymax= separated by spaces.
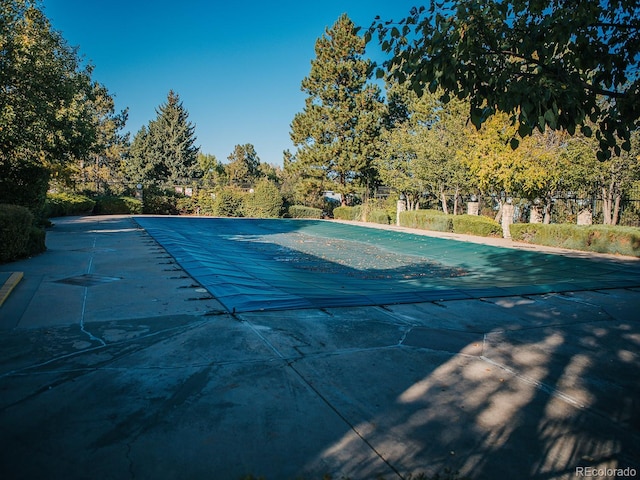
xmin=452 ymin=215 xmax=502 ymax=237
xmin=44 ymin=193 xmax=96 ymax=218
xmin=399 ymin=210 xmax=453 ymax=232
xmin=333 ymin=206 xmax=362 ymax=221
xmin=399 ymin=210 xmax=502 ymax=237
xmin=288 ymin=205 xmax=322 ymax=218
xmin=0 ymin=204 xmax=46 ymax=263
xmin=243 ymin=180 xmax=283 ymax=218
xmin=334 ymin=206 xmax=391 ymax=225
xmin=214 ymin=188 xmax=245 ymax=217
xmin=510 ymin=223 xmax=640 ymax=256
xmin=0 ymin=159 xmax=50 ymax=215
xmin=143 ymin=189 xmax=179 ymax=215
xmin=93 ymin=196 xmax=142 ymax=215
xmin=368 ymin=208 xmax=392 ymax=225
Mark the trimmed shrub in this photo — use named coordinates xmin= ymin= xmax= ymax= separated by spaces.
xmin=143 ymin=189 xmax=179 ymax=215
xmin=0 ymin=159 xmax=50 ymax=215
xmin=399 ymin=209 xmax=453 ymax=232
xmin=510 ymin=223 xmax=640 ymax=257
xmin=243 ymin=180 xmax=283 ymax=218
xmin=27 ymin=225 xmax=47 ymax=256
xmin=175 ymin=195 xmax=197 ymax=215
xmin=93 ymin=196 xmax=143 ymax=215
xmin=288 ymin=205 xmax=322 ymax=218
xmin=0 ymin=204 xmax=45 ymax=262
xmin=368 ymin=208 xmax=391 ymax=225
xmin=44 ymin=193 xmax=96 ymax=218
xmin=214 ymin=187 xmax=245 ymax=217
xmin=194 ymin=190 xmax=217 ymax=215
xmin=333 ymin=206 xmax=362 ymax=221
xmin=452 ymin=215 xmax=502 ymax=237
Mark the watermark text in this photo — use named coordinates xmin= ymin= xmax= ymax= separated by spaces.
xmin=576 ymin=466 xmax=637 ymax=477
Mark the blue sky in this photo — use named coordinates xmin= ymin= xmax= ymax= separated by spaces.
xmin=42 ymin=0 xmax=418 ymax=166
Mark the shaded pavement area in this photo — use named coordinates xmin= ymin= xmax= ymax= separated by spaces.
xmin=0 ymin=215 xmax=639 ymax=479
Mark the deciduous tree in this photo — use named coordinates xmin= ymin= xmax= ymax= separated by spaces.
xmin=565 ymin=128 xmax=640 ymax=224
xmin=226 ymin=143 xmax=260 ymax=186
xmin=378 ymin=78 xmax=471 ymax=213
xmin=0 ymin=0 xmax=123 ymax=209
xmin=372 ymin=0 xmax=640 ymax=159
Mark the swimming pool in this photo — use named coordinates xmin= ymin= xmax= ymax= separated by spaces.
xmin=135 ymin=217 xmax=640 ymax=313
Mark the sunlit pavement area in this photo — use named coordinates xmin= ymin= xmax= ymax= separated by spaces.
xmin=0 ymin=215 xmax=639 ymax=479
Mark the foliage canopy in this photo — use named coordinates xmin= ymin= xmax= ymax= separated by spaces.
xmin=126 ymin=91 xmax=199 ymax=184
xmin=291 ymin=13 xmax=384 ymax=205
xmin=1 ymin=0 xmax=125 ymax=210
xmin=371 ymin=0 xmax=640 ymax=160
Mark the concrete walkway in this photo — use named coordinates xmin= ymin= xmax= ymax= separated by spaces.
xmin=0 ymin=215 xmax=639 ymax=480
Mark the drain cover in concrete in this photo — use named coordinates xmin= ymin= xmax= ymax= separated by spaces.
xmin=55 ymin=274 xmax=121 ymax=287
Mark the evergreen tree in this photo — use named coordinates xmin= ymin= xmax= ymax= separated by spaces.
xmin=126 ymin=91 xmax=199 ymax=185
xmin=127 ymin=126 xmax=156 ymax=183
xmin=151 ymin=90 xmax=200 ymax=182
xmin=290 ymin=14 xmax=384 ymax=206
xmin=226 ymin=143 xmax=261 ymax=186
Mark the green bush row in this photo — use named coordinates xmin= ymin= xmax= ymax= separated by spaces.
xmin=367 ymin=208 xmax=392 ymax=225
xmin=452 ymin=214 xmax=503 ymax=237
xmin=399 ymin=209 xmax=453 ymax=232
xmin=288 ymin=205 xmax=323 ymax=218
xmin=332 ymin=204 xmax=392 ymax=225
xmin=44 ymin=193 xmax=142 ymax=217
xmin=145 ymin=183 xmax=284 ymax=218
xmin=44 ymin=193 xmax=96 ymax=217
xmin=93 ymin=196 xmax=142 ymax=215
xmin=510 ymin=223 xmax=640 ymax=257
xmin=399 ymin=210 xmax=502 ymax=237
xmin=0 ymin=204 xmax=46 ymax=263
xmin=333 ymin=205 xmax=362 ymax=221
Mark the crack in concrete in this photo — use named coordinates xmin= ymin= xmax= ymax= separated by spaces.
xmin=238 ymin=314 xmax=407 ymax=479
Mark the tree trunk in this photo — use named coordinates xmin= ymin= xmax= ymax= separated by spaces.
xmin=494 ymin=201 xmax=503 ymax=224
xmin=407 ymin=193 xmax=420 ymax=211
xmin=543 ymin=199 xmax=552 ymax=224
xmin=612 ymin=193 xmax=621 ymax=226
xmin=602 ymin=185 xmax=612 ymax=225
xmin=440 ymin=188 xmax=449 ymax=214
xmin=453 ymin=186 xmax=460 ymax=215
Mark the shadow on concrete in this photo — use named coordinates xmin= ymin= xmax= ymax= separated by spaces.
xmin=0 ymin=215 xmax=638 ymax=479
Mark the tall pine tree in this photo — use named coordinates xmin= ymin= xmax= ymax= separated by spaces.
xmin=290 ymin=14 xmax=383 ymax=206
xmin=127 ymin=90 xmax=200 ymax=185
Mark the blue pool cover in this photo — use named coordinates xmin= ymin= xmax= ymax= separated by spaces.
xmin=135 ymin=217 xmax=640 ymax=313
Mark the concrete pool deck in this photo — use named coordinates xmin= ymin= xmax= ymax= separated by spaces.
xmin=0 ymin=215 xmax=639 ymax=479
